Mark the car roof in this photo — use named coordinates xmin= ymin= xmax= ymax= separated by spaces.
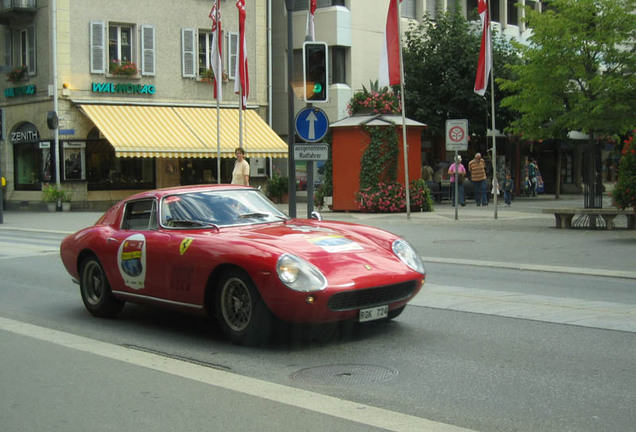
xmin=126 ymin=184 xmax=254 ymax=202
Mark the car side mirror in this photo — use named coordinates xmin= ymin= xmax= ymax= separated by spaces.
xmin=310 ymin=211 xmax=322 ymax=221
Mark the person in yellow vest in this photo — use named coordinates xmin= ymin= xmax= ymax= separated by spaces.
xmin=231 ymin=147 xmax=250 ymax=186
xmin=469 ymin=153 xmax=488 ymax=206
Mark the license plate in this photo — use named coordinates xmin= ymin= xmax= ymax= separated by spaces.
xmin=359 ymin=305 xmax=389 ymax=322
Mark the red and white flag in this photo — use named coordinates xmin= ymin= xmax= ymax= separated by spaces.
xmin=209 ymin=0 xmax=223 ymax=100
xmin=378 ymin=0 xmax=402 ymax=88
xmin=474 ymin=0 xmax=492 ymax=96
xmin=306 ymin=0 xmax=317 ymax=41
xmin=234 ymin=0 xmax=249 ymax=109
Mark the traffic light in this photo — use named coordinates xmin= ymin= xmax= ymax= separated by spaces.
xmin=303 ymin=41 xmax=328 ymax=103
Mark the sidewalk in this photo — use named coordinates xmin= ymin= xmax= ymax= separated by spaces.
xmin=0 ymin=193 xmax=609 ymax=233
xmin=1 ymin=193 xmax=634 ymax=278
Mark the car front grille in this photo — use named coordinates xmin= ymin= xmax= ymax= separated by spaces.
xmin=327 ymin=280 xmax=418 ymax=311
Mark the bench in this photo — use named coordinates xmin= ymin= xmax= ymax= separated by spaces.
xmin=542 ymin=208 xmax=635 ymax=230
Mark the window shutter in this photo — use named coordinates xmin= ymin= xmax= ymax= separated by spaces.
xmin=181 ymin=28 xmax=196 ymax=77
xmin=227 ymin=31 xmax=238 ymax=79
xmin=90 ymin=21 xmax=105 ymax=74
xmin=27 ymin=26 xmax=36 ymax=75
xmin=141 ymin=25 xmax=156 ymax=76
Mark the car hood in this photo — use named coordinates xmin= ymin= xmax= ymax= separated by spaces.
xmin=236 ymin=221 xmax=384 ymax=256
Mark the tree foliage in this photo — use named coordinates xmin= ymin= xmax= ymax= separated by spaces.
xmin=499 ymin=0 xmax=636 ymax=141
xmin=402 ymin=10 xmax=521 ymax=138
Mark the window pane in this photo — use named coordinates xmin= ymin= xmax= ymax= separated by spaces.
xmin=401 ymin=0 xmax=416 ymax=19
xmin=108 ymin=26 xmax=118 ymax=63
xmin=120 ymin=27 xmax=132 ymax=62
xmin=331 ymin=46 xmax=346 ymax=84
xmin=507 ymin=0 xmax=518 ymax=26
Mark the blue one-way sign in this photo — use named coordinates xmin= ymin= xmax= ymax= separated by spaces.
xmin=295 ymin=107 xmax=329 ymax=143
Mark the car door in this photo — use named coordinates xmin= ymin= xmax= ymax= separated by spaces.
xmin=105 ymin=199 xmax=171 ymax=299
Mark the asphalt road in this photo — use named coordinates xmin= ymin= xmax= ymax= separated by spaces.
xmin=1 ymin=216 xmax=635 ymax=432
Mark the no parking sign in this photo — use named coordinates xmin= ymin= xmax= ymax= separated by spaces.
xmin=445 ymin=119 xmax=468 ymax=151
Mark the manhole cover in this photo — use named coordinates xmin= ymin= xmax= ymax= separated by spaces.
xmin=291 ymin=364 xmax=397 ymax=385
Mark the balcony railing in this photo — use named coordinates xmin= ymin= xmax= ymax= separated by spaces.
xmin=0 ymin=0 xmax=36 ymax=25
xmin=0 ymin=0 xmax=36 ymax=10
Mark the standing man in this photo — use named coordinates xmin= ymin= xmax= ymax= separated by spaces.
xmin=231 ymin=147 xmax=250 ymax=186
xmin=469 ymin=153 xmax=488 ymax=206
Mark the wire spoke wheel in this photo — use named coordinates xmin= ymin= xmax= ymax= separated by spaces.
xmin=215 ymin=268 xmax=272 ymax=345
xmin=220 ymin=277 xmax=253 ymax=332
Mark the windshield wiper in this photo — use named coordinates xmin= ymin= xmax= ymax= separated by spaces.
xmin=167 ymin=219 xmax=219 ymax=229
xmin=237 ymin=212 xmax=270 ymax=219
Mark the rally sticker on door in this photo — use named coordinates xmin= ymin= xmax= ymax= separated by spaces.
xmin=117 ymin=233 xmax=147 ymax=290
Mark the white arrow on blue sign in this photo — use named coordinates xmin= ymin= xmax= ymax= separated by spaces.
xmin=294 ymin=107 xmax=329 ymax=143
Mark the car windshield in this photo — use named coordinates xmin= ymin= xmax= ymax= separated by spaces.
xmin=160 ymin=189 xmax=288 ymax=228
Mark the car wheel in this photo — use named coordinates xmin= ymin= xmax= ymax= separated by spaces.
xmin=79 ymin=256 xmax=124 ymax=318
xmin=215 ymin=268 xmax=272 ymax=345
xmin=388 ymin=305 xmax=406 ymax=320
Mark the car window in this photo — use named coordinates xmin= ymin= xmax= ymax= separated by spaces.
xmin=160 ymin=189 xmax=287 ymax=228
xmin=121 ymin=199 xmax=158 ymax=230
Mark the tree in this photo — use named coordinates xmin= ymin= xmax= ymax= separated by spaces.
xmin=402 ymin=10 xmax=520 ymax=139
xmin=499 ymin=0 xmax=636 ymax=204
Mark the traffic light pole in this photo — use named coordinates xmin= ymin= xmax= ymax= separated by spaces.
xmin=285 ymin=0 xmax=297 ymax=218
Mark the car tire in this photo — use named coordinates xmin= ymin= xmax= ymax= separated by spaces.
xmin=388 ymin=305 xmax=406 ymax=320
xmin=215 ymin=268 xmax=272 ymax=345
xmin=79 ymin=256 xmax=124 ymax=318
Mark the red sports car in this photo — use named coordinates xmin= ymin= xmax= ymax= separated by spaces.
xmin=60 ymin=185 xmax=426 ymax=344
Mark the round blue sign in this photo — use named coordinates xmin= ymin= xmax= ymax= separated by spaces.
xmin=294 ymin=107 xmax=329 ymax=143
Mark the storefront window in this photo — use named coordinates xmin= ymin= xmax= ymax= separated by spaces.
xmin=63 ymin=142 xmax=86 ymax=181
xmin=180 ymin=158 xmax=219 ymax=185
xmin=86 ymin=139 xmax=155 ymax=190
xmin=14 ymin=142 xmax=54 ymax=190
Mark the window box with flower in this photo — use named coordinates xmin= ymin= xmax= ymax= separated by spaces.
xmin=200 ymin=68 xmax=229 ymax=83
xmin=6 ymin=65 xmax=28 ymax=83
xmin=109 ymin=60 xmax=139 ymax=77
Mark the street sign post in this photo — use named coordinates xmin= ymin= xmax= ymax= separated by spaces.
xmin=446 ymin=119 xmax=468 ymax=220
xmin=445 ymin=119 xmax=469 ymax=151
xmin=295 ymin=106 xmax=329 ymax=143
xmin=294 ymin=143 xmax=329 ymax=161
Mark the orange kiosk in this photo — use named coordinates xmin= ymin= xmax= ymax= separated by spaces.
xmin=330 ymin=114 xmax=426 ymax=211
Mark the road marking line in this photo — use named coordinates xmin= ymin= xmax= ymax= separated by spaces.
xmin=0 ymin=316 xmax=477 ymax=432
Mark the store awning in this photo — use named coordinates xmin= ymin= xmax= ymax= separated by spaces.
xmin=77 ymin=104 xmax=288 ymax=159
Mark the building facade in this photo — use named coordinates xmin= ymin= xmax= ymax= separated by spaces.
xmin=1 ymin=0 xmax=286 ymax=210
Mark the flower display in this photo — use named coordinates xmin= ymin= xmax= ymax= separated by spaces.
xmin=347 ymin=85 xmax=401 ymax=116
xmin=109 ymin=60 xmax=138 ymax=76
xmin=611 ymin=129 xmax=636 ymax=210
xmin=357 ymin=180 xmax=433 ymax=213
xmin=6 ymin=65 xmax=28 ymax=83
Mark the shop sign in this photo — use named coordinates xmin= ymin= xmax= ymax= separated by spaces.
xmin=4 ymin=85 xmax=37 ymax=98
xmin=92 ymin=82 xmax=156 ymax=94
xmin=10 ymin=123 xmax=39 ymax=143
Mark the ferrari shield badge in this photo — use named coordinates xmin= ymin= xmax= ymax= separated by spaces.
xmin=117 ymin=233 xmax=147 ymax=290
xmin=180 ymin=238 xmax=194 ymax=255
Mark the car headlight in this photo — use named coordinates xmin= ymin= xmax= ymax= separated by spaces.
xmin=277 ymin=253 xmax=327 ymax=292
xmin=392 ymin=239 xmax=426 ymax=275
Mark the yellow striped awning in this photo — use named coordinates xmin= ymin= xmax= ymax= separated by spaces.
xmin=78 ymin=104 xmax=288 ymax=159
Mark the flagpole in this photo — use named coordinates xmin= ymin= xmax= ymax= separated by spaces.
xmin=215 ymin=3 xmax=221 ymax=184
xmin=487 ymin=0 xmax=497 ymax=220
xmin=239 ymin=87 xmax=243 ymax=149
xmin=396 ymin=1 xmax=411 ymax=220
